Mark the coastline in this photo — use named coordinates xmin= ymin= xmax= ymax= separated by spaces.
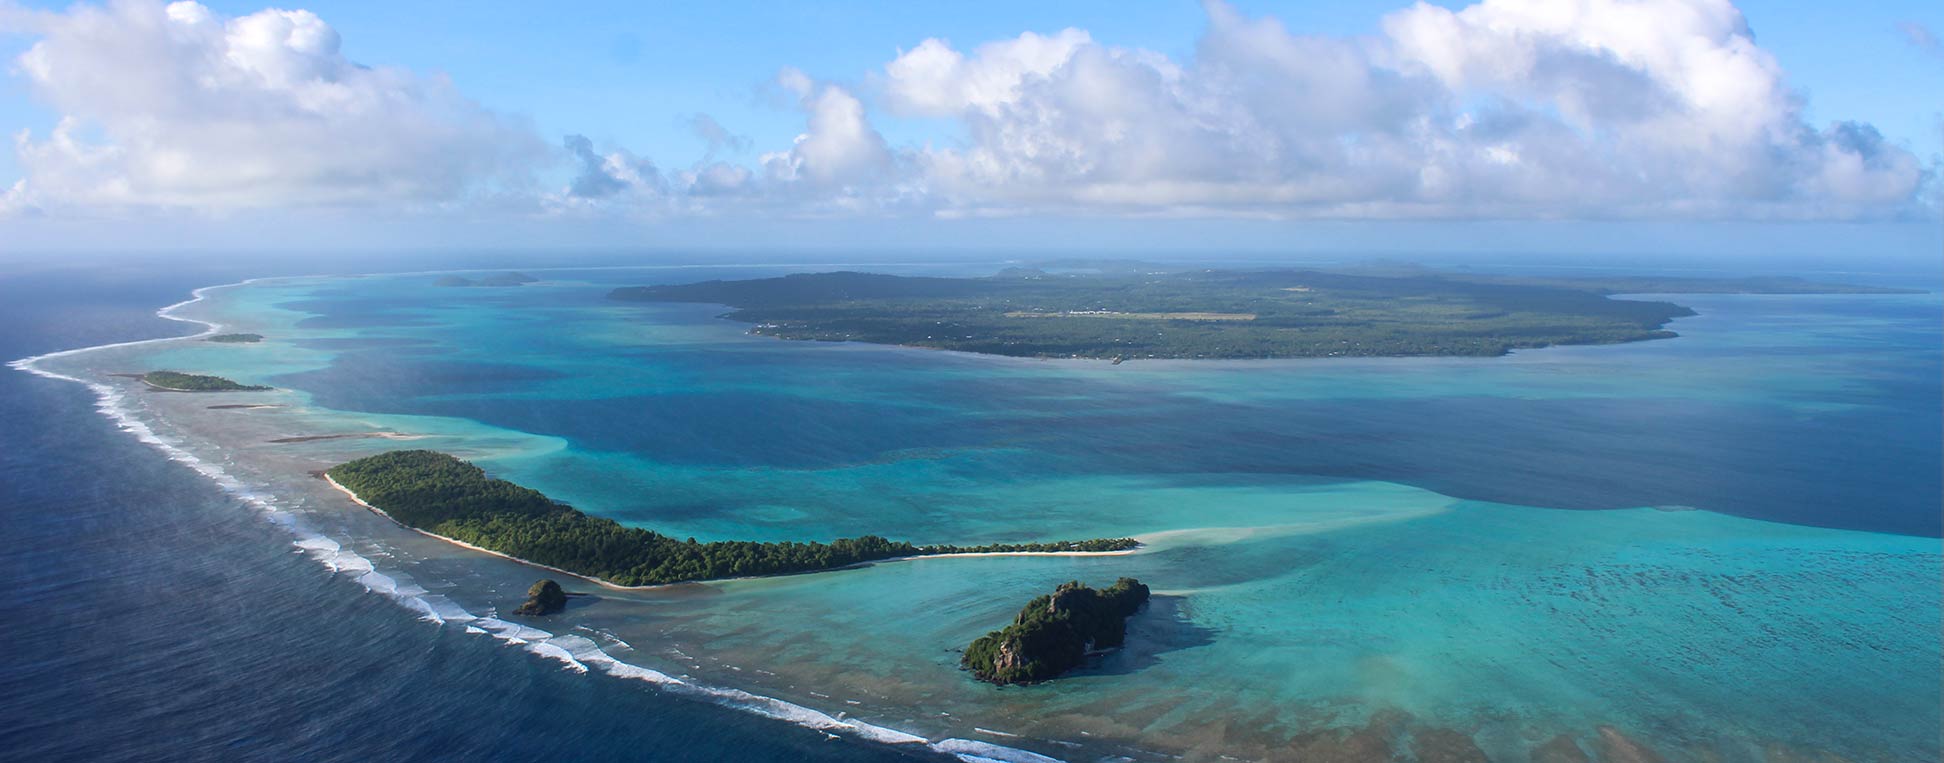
xmin=138 ymin=378 xmax=278 ymax=393
xmin=7 ymin=279 xmax=250 ymax=380
xmin=323 ymin=472 xmax=651 ymax=593
xmin=12 ymin=274 xmax=1075 ymax=763
xmin=322 ymin=473 xmax=1144 ymax=594
xmin=12 ymin=271 xmax=1936 ymax=763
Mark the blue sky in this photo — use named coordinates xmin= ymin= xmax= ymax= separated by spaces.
xmin=0 ymin=0 xmax=1938 ymax=258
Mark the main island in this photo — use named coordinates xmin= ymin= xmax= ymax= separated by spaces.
xmin=610 ymin=266 xmax=1911 ymax=360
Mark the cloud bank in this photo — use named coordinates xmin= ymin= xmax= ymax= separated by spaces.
xmin=1 ymin=0 xmax=1934 ymax=223
xmin=882 ymin=0 xmax=1933 ymax=219
xmin=1 ymin=0 xmax=543 ymax=214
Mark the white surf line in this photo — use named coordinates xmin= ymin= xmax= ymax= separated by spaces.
xmin=9 ymin=277 xmax=1075 ymax=763
xmin=8 ymin=277 xmax=264 ymax=378
xmin=328 ymin=470 xmax=1143 ymax=596
xmin=330 ymin=260 xmax=1016 ymax=279
xmin=322 ymin=473 xmax=648 ymax=593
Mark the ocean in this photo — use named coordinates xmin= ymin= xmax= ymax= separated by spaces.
xmin=2 ymin=256 xmax=1938 ymax=762
xmin=0 ymin=264 xmax=940 ymax=763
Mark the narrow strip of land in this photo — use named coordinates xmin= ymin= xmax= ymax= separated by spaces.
xmin=136 ymin=370 xmax=271 ymax=392
xmin=325 ymin=450 xmax=1139 ymax=588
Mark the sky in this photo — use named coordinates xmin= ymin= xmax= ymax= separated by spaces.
xmin=0 ymin=0 xmax=1938 ymax=260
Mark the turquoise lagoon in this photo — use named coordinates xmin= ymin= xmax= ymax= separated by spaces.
xmin=54 ymin=267 xmax=1942 ymax=761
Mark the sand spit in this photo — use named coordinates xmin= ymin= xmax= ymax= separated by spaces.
xmin=270 ymin=432 xmax=423 ymax=444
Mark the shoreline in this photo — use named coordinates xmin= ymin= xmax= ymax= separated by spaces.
xmin=322 ymin=473 xmax=1143 ymax=594
xmin=1 ymin=274 xmax=1128 ymax=761
xmin=323 ymin=472 xmax=650 ymax=593
xmin=9 ymin=272 xmax=1939 ymax=763
xmin=138 ymin=378 xmax=278 ymax=393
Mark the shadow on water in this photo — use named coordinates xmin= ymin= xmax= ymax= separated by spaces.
xmin=1077 ymin=595 xmax=1217 ymax=678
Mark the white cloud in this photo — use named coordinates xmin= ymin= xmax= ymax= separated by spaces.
xmin=561 ymin=133 xmax=664 ymax=201
xmin=765 ymin=75 xmax=894 ymax=188
xmin=546 ymin=74 xmax=904 ymax=219
xmin=881 ymin=28 xmax=1091 ymax=116
xmin=880 ymin=0 xmax=1933 ymax=219
xmin=0 ymin=0 xmax=1932 ymax=224
xmin=3 ymin=0 xmax=545 ymax=214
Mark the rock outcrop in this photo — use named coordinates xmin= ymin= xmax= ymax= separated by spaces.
xmin=514 ymin=579 xmax=567 ymax=616
xmin=962 ymin=578 xmax=1150 ymax=684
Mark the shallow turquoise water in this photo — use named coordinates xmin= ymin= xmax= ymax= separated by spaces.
xmin=118 ymin=268 xmax=1941 ymax=760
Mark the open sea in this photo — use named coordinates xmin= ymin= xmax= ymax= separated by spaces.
xmin=2 ymin=255 xmax=1938 ymax=762
xmin=0 ymin=263 xmax=941 ymax=763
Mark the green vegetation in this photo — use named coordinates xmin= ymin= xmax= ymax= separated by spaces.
xmin=434 ymin=272 xmax=538 ymax=287
xmin=923 ymin=539 xmax=1137 ymax=554
xmin=609 ymin=268 xmax=1907 ymax=360
xmin=1326 ymin=265 xmax=1923 ymax=295
xmin=205 ymin=333 xmax=264 ymax=343
xmin=140 ymin=370 xmax=271 ymax=392
xmin=963 ymin=578 xmax=1151 ymax=685
xmin=326 ymin=450 xmax=1137 ymax=586
xmin=514 ymin=579 xmax=568 ymax=616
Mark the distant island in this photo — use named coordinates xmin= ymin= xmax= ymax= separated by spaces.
xmin=610 ymin=268 xmax=1913 ymax=360
xmin=205 ymin=333 xmax=263 ymax=343
xmin=963 ymin=578 xmax=1151 ymax=685
xmin=139 ymin=371 xmax=271 ymax=392
xmin=434 ymin=273 xmax=539 ymax=288
xmin=325 ymin=450 xmax=1138 ymax=587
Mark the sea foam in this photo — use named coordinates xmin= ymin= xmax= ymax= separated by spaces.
xmin=8 ymin=276 xmax=1068 ymax=763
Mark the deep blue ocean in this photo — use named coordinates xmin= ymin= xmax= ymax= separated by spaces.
xmin=3 ymin=253 xmax=1938 ymax=762
xmin=0 ymin=263 xmax=939 ymax=762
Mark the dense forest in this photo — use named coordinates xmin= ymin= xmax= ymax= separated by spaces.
xmin=140 ymin=371 xmax=271 ymax=391
xmin=326 ymin=450 xmax=1137 ymax=587
xmin=609 ymin=267 xmax=1903 ymax=360
xmin=963 ymin=578 xmax=1151 ymax=685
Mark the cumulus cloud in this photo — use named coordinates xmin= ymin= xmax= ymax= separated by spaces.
xmin=0 ymin=0 xmax=1932 ymax=223
xmin=1 ymin=0 xmax=545 ymax=213
xmin=881 ymin=28 xmax=1092 ymax=117
xmin=562 ymin=133 xmax=663 ymax=200
xmin=885 ymin=0 xmax=1933 ymax=219
xmin=761 ymin=70 xmax=895 ymax=188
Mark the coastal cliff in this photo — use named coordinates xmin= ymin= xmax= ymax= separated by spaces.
xmin=964 ymin=578 xmax=1150 ymax=685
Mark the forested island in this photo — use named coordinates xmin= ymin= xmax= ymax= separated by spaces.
xmin=434 ymin=273 xmax=538 ymax=287
xmin=325 ymin=450 xmax=1138 ymax=587
xmin=609 ymin=268 xmax=1910 ymax=360
xmin=963 ymin=578 xmax=1151 ymax=685
xmin=205 ymin=333 xmax=263 ymax=343
xmin=140 ymin=371 xmax=271 ymax=392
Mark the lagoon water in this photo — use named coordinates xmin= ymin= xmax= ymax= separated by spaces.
xmin=8 ymin=261 xmax=1941 ymax=761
